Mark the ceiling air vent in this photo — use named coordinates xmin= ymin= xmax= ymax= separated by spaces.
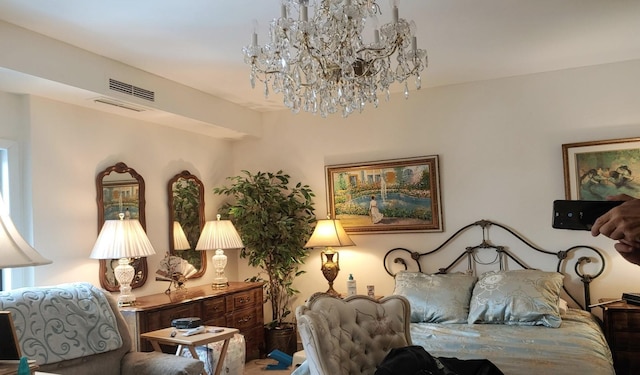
xmin=93 ymin=97 xmax=146 ymax=112
xmin=108 ymin=78 xmax=155 ymax=102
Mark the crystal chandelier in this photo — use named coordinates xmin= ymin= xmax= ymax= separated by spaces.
xmin=242 ymin=0 xmax=428 ymax=118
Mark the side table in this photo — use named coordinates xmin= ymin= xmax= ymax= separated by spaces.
xmin=141 ymin=326 xmax=239 ymax=375
xmin=599 ymin=298 xmax=640 ymax=375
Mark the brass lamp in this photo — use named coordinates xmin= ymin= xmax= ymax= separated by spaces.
xmin=90 ymin=213 xmax=156 ymax=307
xmin=195 ymin=214 xmax=244 ymax=289
xmin=304 ymin=218 xmax=355 ymax=297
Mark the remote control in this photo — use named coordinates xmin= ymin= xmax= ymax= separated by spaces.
xmin=182 ymin=325 xmax=205 ymax=336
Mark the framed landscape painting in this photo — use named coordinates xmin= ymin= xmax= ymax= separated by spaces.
xmin=326 ymin=155 xmax=443 ymax=233
xmin=562 ymin=137 xmax=640 ymax=200
xmin=102 ymin=181 xmax=140 ymax=221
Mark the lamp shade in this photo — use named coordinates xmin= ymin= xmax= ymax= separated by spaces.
xmin=195 ymin=215 xmax=243 ymax=288
xmin=195 ymin=216 xmax=244 ymax=251
xmin=172 ymin=221 xmax=191 ymax=250
xmin=90 ymin=219 xmax=156 ymax=259
xmin=304 ymin=219 xmax=355 ymax=248
xmin=0 ymin=194 xmax=51 ymax=268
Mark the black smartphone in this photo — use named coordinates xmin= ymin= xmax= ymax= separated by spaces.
xmin=552 ymin=200 xmax=623 ymax=230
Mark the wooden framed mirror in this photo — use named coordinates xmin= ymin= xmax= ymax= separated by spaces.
xmin=168 ymin=170 xmax=206 ymax=277
xmin=96 ymin=162 xmax=148 ymax=291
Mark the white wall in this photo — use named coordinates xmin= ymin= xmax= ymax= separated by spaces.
xmin=0 ymin=94 xmax=239 ymax=296
xmin=232 ymin=60 xmax=640 ymax=319
xmin=2 ymin=59 xmax=639 ymax=322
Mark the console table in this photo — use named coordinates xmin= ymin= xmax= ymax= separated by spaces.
xmin=120 ymin=282 xmax=264 ymax=360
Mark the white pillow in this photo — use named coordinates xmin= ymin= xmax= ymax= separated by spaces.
xmin=558 ymin=297 xmax=568 ymax=315
xmin=394 ymin=271 xmax=477 ymax=323
xmin=467 ymin=269 xmax=564 ymax=328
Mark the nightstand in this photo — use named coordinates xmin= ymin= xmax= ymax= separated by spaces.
xmin=599 ymin=298 xmax=640 ymax=375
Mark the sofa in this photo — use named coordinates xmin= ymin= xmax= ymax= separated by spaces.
xmin=0 ymin=282 xmax=204 ymax=375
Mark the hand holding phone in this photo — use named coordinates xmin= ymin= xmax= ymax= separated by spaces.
xmin=552 ymin=200 xmax=623 ymax=231
xmin=589 ymin=195 xmax=640 ymax=265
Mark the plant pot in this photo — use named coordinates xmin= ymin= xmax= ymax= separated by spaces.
xmin=265 ymin=323 xmax=297 ymax=356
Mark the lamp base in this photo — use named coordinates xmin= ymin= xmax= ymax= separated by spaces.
xmin=211 ymin=276 xmax=228 ymax=289
xmin=117 ymin=294 xmax=136 ymax=307
xmin=114 ymin=258 xmax=136 ymax=307
xmin=321 ymin=249 xmax=340 ymax=298
xmin=211 ymin=250 xmax=228 ymax=289
xmin=325 ymin=286 xmax=340 ymax=297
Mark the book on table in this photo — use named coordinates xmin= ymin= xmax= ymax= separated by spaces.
xmin=622 ymin=292 xmax=640 ymax=305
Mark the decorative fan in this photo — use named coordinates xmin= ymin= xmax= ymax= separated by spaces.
xmin=156 ymin=253 xmax=197 ymax=294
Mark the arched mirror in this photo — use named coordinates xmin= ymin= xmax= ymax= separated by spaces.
xmin=168 ymin=170 xmax=206 ymax=278
xmin=96 ymin=162 xmax=148 ymax=291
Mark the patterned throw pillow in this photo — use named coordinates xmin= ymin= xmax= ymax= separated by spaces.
xmin=467 ymin=269 xmax=564 ymax=328
xmin=394 ymin=271 xmax=477 ymax=323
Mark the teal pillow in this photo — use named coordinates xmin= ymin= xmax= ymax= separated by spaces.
xmin=393 ymin=271 xmax=477 ymax=323
xmin=467 ymin=269 xmax=564 ymax=328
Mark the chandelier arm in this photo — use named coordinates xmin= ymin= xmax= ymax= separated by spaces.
xmin=298 ymin=33 xmax=340 ymax=84
xmin=356 ymin=35 xmax=402 ymax=59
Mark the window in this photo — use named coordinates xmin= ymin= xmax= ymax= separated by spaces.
xmin=0 ymin=139 xmax=33 ymax=290
xmin=0 ymin=147 xmax=4 ymax=291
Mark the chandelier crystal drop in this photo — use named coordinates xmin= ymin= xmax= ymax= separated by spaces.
xmin=242 ymin=0 xmax=428 ymax=118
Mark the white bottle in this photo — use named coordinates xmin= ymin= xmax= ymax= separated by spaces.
xmin=347 ymin=273 xmax=357 ymax=296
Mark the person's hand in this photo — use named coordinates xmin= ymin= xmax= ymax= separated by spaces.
xmin=591 ymin=194 xmax=640 ymax=265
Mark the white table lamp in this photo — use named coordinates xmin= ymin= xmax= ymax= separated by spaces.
xmin=0 ymin=193 xmax=52 ymax=270
xmin=90 ymin=213 xmax=156 ymax=306
xmin=195 ymin=214 xmax=243 ymax=289
xmin=173 ymin=221 xmax=191 ymax=250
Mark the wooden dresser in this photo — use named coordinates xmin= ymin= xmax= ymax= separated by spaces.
xmin=599 ymin=299 xmax=640 ymax=375
xmin=120 ymin=282 xmax=264 ymax=360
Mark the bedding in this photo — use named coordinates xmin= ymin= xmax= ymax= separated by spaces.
xmin=410 ymin=308 xmax=614 ymax=375
xmin=372 ymin=220 xmax=615 ymax=375
xmin=392 ymin=270 xmax=614 ymax=375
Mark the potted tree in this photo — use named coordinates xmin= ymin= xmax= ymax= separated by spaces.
xmin=213 ymin=170 xmax=315 ymax=355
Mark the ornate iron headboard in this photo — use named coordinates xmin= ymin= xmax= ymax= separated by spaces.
xmin=383 ymin=219 xmax=605 ymax=311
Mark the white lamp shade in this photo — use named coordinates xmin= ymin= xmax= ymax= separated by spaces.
xmin=172 ymin=221 xmax=191 ymax=250
xmin=0 ymin=194 xmax=52 ymax=268
xmin=90 ymin=219 xmax=156 ymax=259
xmin=304 ymin=219 xmax=355 ymax=248
xmin=195 ymin=219 xmax=243 ymax=251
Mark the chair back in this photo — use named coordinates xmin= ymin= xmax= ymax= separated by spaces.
xmin=296 ymin=293 xmax=412 ymax=375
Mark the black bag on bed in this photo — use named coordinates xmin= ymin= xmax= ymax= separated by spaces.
xmin=374 ymin=345 xmax=504 ymax=375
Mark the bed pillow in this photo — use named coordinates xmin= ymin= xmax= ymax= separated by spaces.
xmin=558 ymin=297 xmax=569 ymax=315
xmin=467 ymin=269 xmax=564 ymax=328
xmin=393 ymin=271 xmax=477 ymax=323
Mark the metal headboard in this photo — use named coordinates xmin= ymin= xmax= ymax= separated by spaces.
xmin=383 ymin=219 xmax=605 ymax=311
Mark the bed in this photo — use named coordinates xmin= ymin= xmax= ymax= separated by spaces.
xmin=384 ymin=219 xmax=615 ymax=375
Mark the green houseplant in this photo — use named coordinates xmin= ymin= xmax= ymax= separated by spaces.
xmin=213 ymin=170 xmax=315 ymax=354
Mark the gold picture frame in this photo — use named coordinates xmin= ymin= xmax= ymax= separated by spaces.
xmin=562 ymin=137 xmax=640 ymax=200
xmin=326 ymin=155 xmax=443 ymax=233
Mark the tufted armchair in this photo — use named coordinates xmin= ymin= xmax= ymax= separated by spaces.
xmin=296 ymin=293 xmax=412 ymax=375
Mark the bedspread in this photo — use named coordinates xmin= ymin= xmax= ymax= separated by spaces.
xmin=410 ymin=309 xmax=614 ymax=375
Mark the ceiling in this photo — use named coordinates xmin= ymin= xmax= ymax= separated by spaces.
xmin=1 ymin=0 xmax=640 ymax=116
